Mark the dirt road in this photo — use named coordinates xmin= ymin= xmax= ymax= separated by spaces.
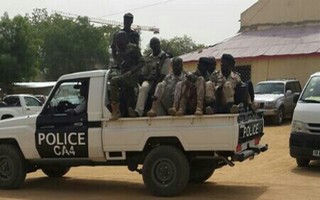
xmin=1 ymin=121 xmax=320 ymax=200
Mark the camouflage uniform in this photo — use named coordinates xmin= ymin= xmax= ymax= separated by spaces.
xmin=174 ymin=69 xmax=206 ymax=115
xmin=149 ymin=71 xmax=186 ymax=116
xmin=111 ymin=29 xmax=140 ymax=66
xmin=205 ymin=70 xmax=220 ymax=105
xmin=215 ymin=71 xmax=242 ymax=113
xmin=132 ymin=51 xmax=170 ymax=116
xmin=110 ymin=43 xmax=144 ymax=104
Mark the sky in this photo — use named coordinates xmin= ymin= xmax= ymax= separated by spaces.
xmin=0 ymin=0 xmax=258 ymax=50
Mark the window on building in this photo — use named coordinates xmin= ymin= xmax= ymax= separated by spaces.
xmin=235 ymin=65 xmax=251 ymax=82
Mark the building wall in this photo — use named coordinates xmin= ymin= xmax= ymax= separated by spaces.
xmin=238 ymin=55 xmax=320 ymax=87
xmin=241 ymin=0 xmax=320 ymax=29
xmin=184 ymin=55 xmax=320 ymax=88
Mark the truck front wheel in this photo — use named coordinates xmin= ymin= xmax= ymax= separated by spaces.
xmin=0 ymin=144 xmax=26 ymax=189
xmin=142 ymin=145 xmax=189 ymax=197
xmin=41 ymin=166 xmax=70 ymax=177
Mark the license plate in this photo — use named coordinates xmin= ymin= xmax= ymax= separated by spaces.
xmin=239 ymin=121 xmax=263 ymax=139
xmin=313 ymin=150 xmax=320 ymax=157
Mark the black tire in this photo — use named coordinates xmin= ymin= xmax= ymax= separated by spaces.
xmin=142 ymin=145 xmax=189 ymax=197
xmin=296 ymin=158 xmax=310 ymax=167
xmin=274 ymin=107 xmax=284 ymax=125
xmin=0 ymin=144 xmax=26 ymax=189
xmin=189 ymin=163 xmax=215 ymax=183
xmin=42 ymin=166 xmax=70 ymax=177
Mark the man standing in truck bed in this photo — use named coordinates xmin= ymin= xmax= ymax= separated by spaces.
xmin=109 ymin=31 xmax=144 ymax=120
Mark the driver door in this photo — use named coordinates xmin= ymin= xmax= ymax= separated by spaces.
xmin=35 ymin=79 xmax=89 ymax=158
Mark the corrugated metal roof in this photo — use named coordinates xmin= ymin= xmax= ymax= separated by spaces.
xmin=180 ymin=25 xmax=320 ymax=62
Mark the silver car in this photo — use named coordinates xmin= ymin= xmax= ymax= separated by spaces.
xmin=254 ymin=79 xmax=301 ymax=125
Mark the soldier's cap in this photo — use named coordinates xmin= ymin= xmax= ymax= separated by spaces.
xmin=221 ymin=54 xmax=235 ymax=65
xmin=198 ymin=57 xmax=211 ymax=65
xmin=124 ymin=13 xmax=133 ymax=19
xmin=172 ymin=57 xmax=183 ymax=64
xmin=208 ymin=56 xmax=217 ymax=66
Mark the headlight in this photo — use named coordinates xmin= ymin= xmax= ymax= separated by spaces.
xmin=291 ymin=120 xmax=309 ymax=133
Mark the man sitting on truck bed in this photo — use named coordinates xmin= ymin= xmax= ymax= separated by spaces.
xmin=147 ymin=57 xmax=186 ymax=117
xmin=168 ymin=57 xmax=212 ymax=116
xmin=215 ymin=54 xmax=244 ymax=113
xmin=128 ymin=37 xmax=170 ymax=117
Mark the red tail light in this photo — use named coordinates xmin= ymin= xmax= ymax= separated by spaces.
xmin=236 ymin=144 xmax=242 ymax=152
xmin=254 ymin=137 xmax=261 ymax=145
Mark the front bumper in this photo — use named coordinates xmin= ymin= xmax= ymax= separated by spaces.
xmin=290 ymin=131 xmax=320 ymax=159
xmin=256 ymin=108 xmax=278 ymax=116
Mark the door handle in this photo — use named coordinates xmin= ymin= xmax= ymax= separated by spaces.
xmin=26 ymin=108 xmax=30 ymax=111
xmin=74 ymin=122 xmax=83 ymax=127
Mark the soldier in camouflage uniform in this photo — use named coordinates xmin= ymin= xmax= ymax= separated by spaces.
xmin=147 ymin=57 xmax=186 ymax=117
xmin=128 ymin=37 xmax=170 ymax=117
xmin=111 ymin=13 xmax=140 ymax=66
xmin=109 ymin=31 xmax=144 ymax=120
xmin=169 ymin=57 xmax=211 ymax=116
xmin=215 ymin=54 xmax=242 ymax=113
xmin=204 ymin=57 xmax=219 ymax=114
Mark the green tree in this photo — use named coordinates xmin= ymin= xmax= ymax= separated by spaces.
xmin=31 ymin=10 xmax=117 ymax=80
xmin=0 ymin=12 xmax=38 ymax=93
xmin=143 ymin=35 xmax=206 ymax=57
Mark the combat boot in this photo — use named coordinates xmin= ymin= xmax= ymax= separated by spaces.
xmin=176 ymin=98 xmax=186 ymax=116
xmin=194 ymin=99 xmax=204 ymax=116
xmin=147 ymin=100 xmax=160 ymax=117
xmin=110 ymin=103 xmax=121 ymax=120
xmin=168 ymin=107 xmax=177 ymax=116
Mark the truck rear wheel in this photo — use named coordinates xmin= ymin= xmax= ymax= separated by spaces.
xmin=296 ymin=158 xmax=310 ymax=167
xmin=189 ymin=163 xmax=215 ymax=183
xmin=142 ymin=145 xmax=189 ymax=197
xmin=0 ymin=144 xmax=26 ymax=189
xmin=41 ymin=166 xmax=70 ymax=177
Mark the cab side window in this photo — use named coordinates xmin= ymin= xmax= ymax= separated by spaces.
xmin=24 ymin=97 xmax=42 ymax=106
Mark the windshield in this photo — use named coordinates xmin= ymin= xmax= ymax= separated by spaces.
xmin=300 ymin=76 xmax=320 ymax=103
xmin=255 ymin=83 xmax=284 ymax=94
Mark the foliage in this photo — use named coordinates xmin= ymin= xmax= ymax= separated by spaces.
xmin=0 ymin=12 xmax=38 ymax=92
xmin=0 ymin=10 xmax=205 ymax=89
xmin=143 ymin=35 xmax=206 ymax=57
xmin=32 ymin=10 xmax=117 ymax=80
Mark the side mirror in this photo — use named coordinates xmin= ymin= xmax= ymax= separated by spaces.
xmin=293 ymin=92 xmax=300 ymax=103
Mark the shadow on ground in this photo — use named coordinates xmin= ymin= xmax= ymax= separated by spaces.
xmin=0 ymin=177 xmax=268 ymax=200
xmin=291 ymin=160 xmax=320 ymax=177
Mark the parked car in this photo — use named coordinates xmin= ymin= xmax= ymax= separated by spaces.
xmin=254 ymin=79 xmax=301 ymax=125
xmin=0 ymin=94 xmax=43 ymax=120
xmin=290 ymin=72 xmax=320 ymax=167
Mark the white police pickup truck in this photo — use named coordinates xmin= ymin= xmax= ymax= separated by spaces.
xmin=0 ymin=70 xmax=267 ymax=197
xmin=0 ymin=94 xmax=43 ymax=120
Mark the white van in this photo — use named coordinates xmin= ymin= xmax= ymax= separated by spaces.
xmin=290 ymin=72 xmax=320 ymax=167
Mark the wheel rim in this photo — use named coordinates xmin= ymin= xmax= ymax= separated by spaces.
xmin=152 ymin=158 xmax=176 ymax=186
xmin=0 ymin=156 xmax=13 ymax=181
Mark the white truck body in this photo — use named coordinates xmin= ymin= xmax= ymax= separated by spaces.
xmin=0 ymin=94 xmax=43 ymax=120
xmin=0 ymin=70 xmax=267 ymax=196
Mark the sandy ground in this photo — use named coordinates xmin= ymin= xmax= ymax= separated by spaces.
xmin=1 ymin=120 xmax=320 ymax=200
